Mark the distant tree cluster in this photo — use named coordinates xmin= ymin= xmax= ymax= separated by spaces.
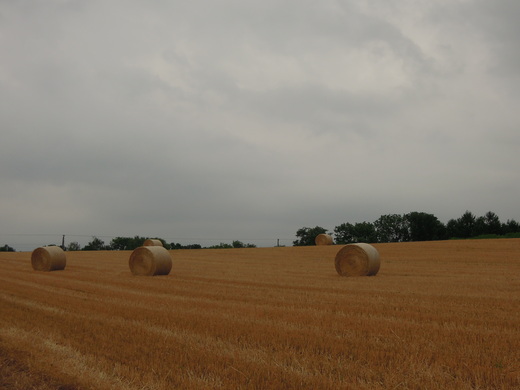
xmin=206 ymin=240 xmax=257 ymax=249
xmin=60 ymin=236 xmax=256 ymax=251
xmin=294 ymin=211 xmax=520 ymax=246
xmin=0 ymin=244 xmax=15 ymax=252
xmin=3 ymin=211 xmax=518 ymax=251
xmin=64 ymin=236 xmax=167 ymax=251
xmin=2 ymin=236 xmax=260 ymax=252
xmin=170 ymin=242 xmax=202 ymax=250
xmin=293 ymin=226 xmax=328 ymax=246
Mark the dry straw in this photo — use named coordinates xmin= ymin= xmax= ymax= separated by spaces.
xmin=315 ymin=234 xmax=334 ymax=246
xmin=31 ymin=246 xmax=67 ymax=272
xmin=334 ymin=243 xmax=380 ymax=276
xmin=143 ymin=239 xmax=163 ymax=247
xmin=129 ymin=246 xmax=172 ymax=276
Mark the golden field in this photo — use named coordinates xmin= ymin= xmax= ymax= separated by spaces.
xmin=0 ymin=239 xmax=519 ymax=389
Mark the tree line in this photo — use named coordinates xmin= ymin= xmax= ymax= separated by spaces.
xmin=0 ymin=236 xmax=257 ymax=252
xmin=70 ymin=237 xmax=257 ymax=251
xmin=293 ymin=211 xmax=520 ymax=246
xmin=2 ymin=210 xmax=519 ymax=251
xmin=62 ymin=236 xmax=257 ymax=251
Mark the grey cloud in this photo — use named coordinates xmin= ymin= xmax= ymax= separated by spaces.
xmin=1 ymin=0 xmax=520 ymax=250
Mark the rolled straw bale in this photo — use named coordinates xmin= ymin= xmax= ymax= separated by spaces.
xmin=143 ymin=239 xmax=163 ymax=247
xmin=334 ymin=243 xmax=380 ymax=276
xmin=129 ymin=246 xmax=172 ymax=276
xmin=315 ymin=233 xmax=333 ymax=246
xmin=31 ymin=246 xmax=66 ymax=271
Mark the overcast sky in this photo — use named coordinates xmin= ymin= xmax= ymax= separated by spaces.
xmin=1 ymin=0 xmax=519 ymax=250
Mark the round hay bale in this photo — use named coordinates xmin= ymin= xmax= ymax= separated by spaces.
xmin=31 ymin=246 xmax=66 ymax=271
xmin=143 ymin=239 xmax=163 ymax=247
xmin=315 ymin=234 xmax=333 ymax=246
xmin=129 ymin=246 xmax=172 ymax=276
xmin=334 ymin=243 xmax=380 ymax=276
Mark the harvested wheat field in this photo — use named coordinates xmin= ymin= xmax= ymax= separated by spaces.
xmin=1 ymin=239 xmax=519 ymax=390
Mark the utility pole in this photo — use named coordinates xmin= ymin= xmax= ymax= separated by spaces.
xmin=61 ymin=235 xmax=65 ymax=250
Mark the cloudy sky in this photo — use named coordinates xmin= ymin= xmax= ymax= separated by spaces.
xmin=1 ymin=0 xmax=519 ymax=250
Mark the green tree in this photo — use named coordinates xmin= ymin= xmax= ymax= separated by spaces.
xmin=481 ymin=211 xmax=502 ymax=235
xmin=170 ymin=242 xmax=202 ymax=249
xmin=0 ymin=244 xmax=15 ymax=252
xmin=293 ymin=226 xmax=328 ymax=246
xmin=458 ymin=211 xmax=477 ymax=238
xmin=446 ymin=218 xmax=459 ymax=238
xmin=334 ymin=223 xmax=356 ymax=244
xmin=110 ymin=236 xmax=135 ymax=250
xmin=208 ymin=242 xmax=233 ymax=249
xmin=353 ymin=222 xmax=377 ymax=243
xmin=474 ymin=212 xmax=504 ymax=237
xmin=83 ymin=237 xmax=107 ymax=251
xmin=334 ymin=222 xmax=376 ymax=244
xmin=232 ymin=240 xmax=245 ymax=248
xmin=374 ymin=214 xmax=410 ymax=242
xmin=110 ymin=236 xmax=158 ymax=250
xmin=446 ymin=211 xmax=479 ymax=238
xmin=405 ymin=212 xmax=446 ymax=241
xmin=170 ymin=242 xmax=182 ymax=249
xmin=187 ymin=244 xmax=203 ymax=249
xmin=502 ymin=219 xmax=520 ymax=234
xmin=231 ymin=240 xmax=257 ymax=248
xmin=67 ymin=241 xmax=81 ymax=251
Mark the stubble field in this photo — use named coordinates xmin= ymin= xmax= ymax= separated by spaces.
xmin=1 ymin=239 xmax=519 ymax=389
